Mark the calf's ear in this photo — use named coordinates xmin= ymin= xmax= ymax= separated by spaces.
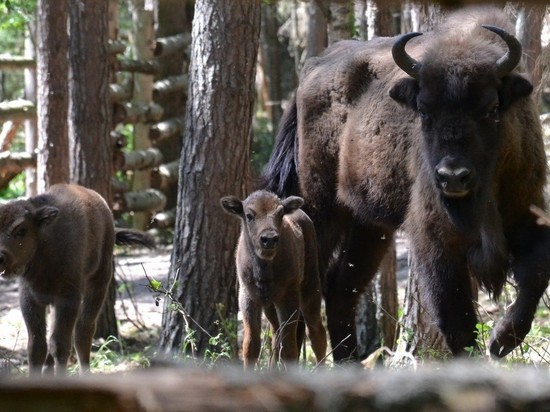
xmin=282 ymin=196 xmax=304 ymax=214
xmin=389 ymin=78 xmax=419 ymax=110
xmin=499 ymin=74 xmax=532 ymax=111
xmin=220 ymin=196 xmax=243 ymax=216
xmin=35 ymin=206 xmax=59 ymax=226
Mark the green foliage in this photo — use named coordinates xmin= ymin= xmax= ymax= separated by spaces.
xmin=0 ymin=0 xmax=35 ymax=101
xmin=89 ymin=335 xmax=121 ymax=371
xmin=0 ymin=0 xmax=35 ymax=32
xmin=147 ymin=277 xmax=237 ymax=367
xmin=251 ymin=109 xmax=274 ymax=176
xmin=0 ymin=172 xmax=25 ymax=199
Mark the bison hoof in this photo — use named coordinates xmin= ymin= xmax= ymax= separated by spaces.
xmin=489 ymin=317 xmax=529 ymax=359
xmin=488 ymin=339 xmax=515 ymax=359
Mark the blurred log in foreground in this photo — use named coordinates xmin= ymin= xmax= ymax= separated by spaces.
xmin=2 ymin=363 xmax=550 ymax=411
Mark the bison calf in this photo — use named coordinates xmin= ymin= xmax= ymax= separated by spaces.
xmin=221 ymin=190 xmax=326 ymax=369
xmin=0 ymin=184 xmax=155 ymax=375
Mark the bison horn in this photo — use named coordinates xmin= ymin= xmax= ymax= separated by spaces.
xmin=392 ymin=32 xmax=423 ymax=79
xmin=481 ymin=24 xmax=523 ymax=77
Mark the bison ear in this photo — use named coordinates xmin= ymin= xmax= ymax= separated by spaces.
xmin=35 ymin=206 xmax=59 ymax=226
xmin=282 ymin=196 xmax=304 ymax=214
xmin=499 ymin=74 xmax=533 ymax=111
xmin=220 ymin=196 xmax=243 ymax=216
xmin=389 ymin=78 xmax=419 ymax=110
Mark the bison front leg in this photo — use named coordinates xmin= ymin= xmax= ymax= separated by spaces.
xmin=325 ymin=223 xmax=393 ymax=362
xmin=239 ymin=288 xmax=262 ymax=369
xmin=490 ymin=224 xmax=550 ymax=358
xmin=19 ymin=287 xmax=48 ymax=374
xmin=414 ymin=254 xmax=478 ymax=355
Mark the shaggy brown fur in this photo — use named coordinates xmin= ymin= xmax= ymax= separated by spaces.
xmin=0 ymin=184 xmax=155 ymax=374
xmin=262 ymin=6 xmax=550 ymax=360
xmin=221 ymin=190 xmax=326 ymax=368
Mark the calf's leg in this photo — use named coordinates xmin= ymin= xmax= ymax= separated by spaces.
xmin=239 ymin=288 xmax=262 ymax=369
xmin=264 ymin=303 xmax=281 ymax=366
xmin=50 ymin=296 xmax=81 ymax=374
xmin=300 ymin=292 xmax=327 ymax=366
xmin=19 ymin=287 xmax=48 ymax=375
xmin=74 ymin=267 xmax=112 ymax=372
xmin=273 ymin=292 xmax=300 ymax=367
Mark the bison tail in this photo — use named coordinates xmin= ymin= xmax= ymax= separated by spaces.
xmin=115 ymin=228 xmax=156 ymax=249
xmin=259 ymin=94 xmax=300 ymax=197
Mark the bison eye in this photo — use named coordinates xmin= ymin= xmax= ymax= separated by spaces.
xmin=484 ymin=104 xmax=500 ymax=121
xmin=13 ymin=227 xmax=27 ymax=238
xmin=418 ymin=108 xmax=430 ymax=121
xmin=245 ymin=213 xmax=255 ymax=222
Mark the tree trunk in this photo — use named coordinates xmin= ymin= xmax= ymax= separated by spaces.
xmin=160 ymin=0 xmax=261 ymax=356
xmin=24 ymin=23 xmax=38 ymax=197
xmin=129 ymin=2 xmax=155 ymax=230
xmin=259 ymin=1 xmax=283 ymax=134
xmin=354 ymin=0 xmax=368 ymax=41
xmin=305 ymin=0 xmax=328 ymax=60
xmin=515 ymin=4 xmax=545 ymax=106
xmin=328 ymin=1 xmax=353 ymax=43
xmin=36 ymin=0 xmax=70 ymax=193
xmin=68 ymin=0 xmax=116 ymax=340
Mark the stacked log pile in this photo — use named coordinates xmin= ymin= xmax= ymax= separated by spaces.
xmin=0 ymin=30 xmax=190 ymax=227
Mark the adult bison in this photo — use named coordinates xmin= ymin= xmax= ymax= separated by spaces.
xmin=262 ymin=7 xmax=550 ymax=361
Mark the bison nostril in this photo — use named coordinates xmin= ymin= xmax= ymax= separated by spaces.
xmin=0 ymin=252 xmax=7 ymax=266
xmin=260 ymin=235 xmax=278 ymax=248
xmin=456 ymin=168 xmax=471 ymax=184
xmin=436 ymin=165 xmax=472 ymax=191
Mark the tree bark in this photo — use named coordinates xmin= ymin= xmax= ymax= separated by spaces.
xmin=160 ymin=0 xmax=261 ymax=356
xmin=259 ymin=1 xmax=283 ymax=132
xmin=328 ymin=1 xmax=353 ymax=43
xmin=24 ymin=24 xmax=38 ymax=196
xmin=305 ymin=0 xmax=328 ymax=60
xmin=68 ymin=0 xmax=116 ymax=339
xmin=515 ymin=3 xmax=545 ymax=106
xmin=36 ymin=0 xmax=70 ymax=193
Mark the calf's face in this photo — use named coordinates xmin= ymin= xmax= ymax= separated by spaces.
xmin=0 ymin=202 xmax=59 ymax=278
xmin=221 ymin=191 xmax=304 ymax=260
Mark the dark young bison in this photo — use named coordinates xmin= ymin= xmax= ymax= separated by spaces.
xmin=221 ymin=190 xmax=326 ymax=368
xmin=0 ymin=184 xmax=155 ymax=374
xmin=262 ymin=6 xmax=550 ymax=361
